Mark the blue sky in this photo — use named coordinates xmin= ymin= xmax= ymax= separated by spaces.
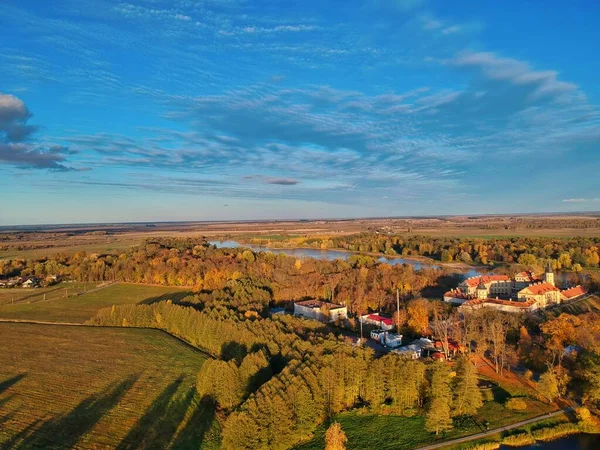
xmin=1 ymin=0 xmax=599 ymax=225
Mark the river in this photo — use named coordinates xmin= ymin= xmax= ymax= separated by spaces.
xmin=500 ymin=433 xmax=600 ymax=449
xmin=210 ymin=240 xmax=482 ymax=278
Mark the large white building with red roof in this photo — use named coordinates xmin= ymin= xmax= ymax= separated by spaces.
xmin=444 ymin=263 xmax=586 ymax=312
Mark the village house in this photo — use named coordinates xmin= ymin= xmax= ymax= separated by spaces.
xmin=360 ymin=313 xmax=394 ymax=331
xmin=444 ymin=263 xmax=586 ymax=312
xmin=22 ymin=277 xmax=41 ymax=288
xmin=370 ymin=329 xmax=403 ymax=348
xmin=293 ymin=300 xmax=348 ymax=323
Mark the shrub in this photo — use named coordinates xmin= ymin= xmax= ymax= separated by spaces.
xmin=502 ymin=431 xmax=534 ymax=447
xmin=505 ymin=397 xmax=528 ymax=411
xmin=466 ymin=442 xmax=501 ymax=450
xmin=531 ymin=423 xmax=579 ymax=442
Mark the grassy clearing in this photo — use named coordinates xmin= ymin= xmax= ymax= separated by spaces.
xmin=0 ymin=283 xmax=191 ymax=323
xmin=294 ymin=371 xmax=556 ymax=450
xmin=0 ymin=322 xmax=219 ymax=449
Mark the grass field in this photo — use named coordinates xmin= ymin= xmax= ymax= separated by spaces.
xmin=0 ymin=283 xmax=192 ymax=323
xmin=294 ymin=368 xmax=556 ymax=450
xmin=0 ymin=322 xmax=219 ymax=449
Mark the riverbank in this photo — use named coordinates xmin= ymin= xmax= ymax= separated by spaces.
xmin=211 ymin=239 xmax=489 ymax=274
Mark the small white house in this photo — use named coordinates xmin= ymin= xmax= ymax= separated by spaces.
xmin=370 ymin=329 xmax=403 ymax=348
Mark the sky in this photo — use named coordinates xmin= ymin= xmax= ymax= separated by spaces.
xmin=1 ymin=0 xmax=599 ymax=225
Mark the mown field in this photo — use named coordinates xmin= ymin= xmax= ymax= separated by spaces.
xmin=0 ymin=283 xmax=191 ymax=323
xmin=0 ymin=322 xmax=220 ymax=449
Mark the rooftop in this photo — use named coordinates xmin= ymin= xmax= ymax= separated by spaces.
xmin=464 ymin=275 xmax=511 ymax=288
xmin=561 ymin=285 xmax=587 ymax=299
xmin=295 ymin=300 xmax=346 ymax=310
xmin=520 ymin=282 xmax=560 ymax=295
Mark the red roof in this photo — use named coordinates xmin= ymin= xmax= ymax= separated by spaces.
xmin=521 ymin=282 xmax=559 ymax=295
xmin=444 ymin=289 xmax=469 ymax=299
xmin=515 ymin=271 xmax=541 ymax=282
xmin=366 ymin=314 xmax=393 ymax=326
xmin=561 ymin=285 xmax=587 ymax=299
xmin=464 ymin=275 xmax=510 ymax=287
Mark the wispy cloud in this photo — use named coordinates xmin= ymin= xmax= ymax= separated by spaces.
xmin=562 ymin=198 xmax=600 ymax=203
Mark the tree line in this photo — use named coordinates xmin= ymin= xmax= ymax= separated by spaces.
xmin=239 ymin=233 xmax=600 ymax=268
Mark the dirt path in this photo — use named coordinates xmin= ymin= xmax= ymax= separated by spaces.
xmin=415 ymin=407 xmax=573 ymax=450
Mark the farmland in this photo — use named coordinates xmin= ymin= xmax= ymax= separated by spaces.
xmin=0 ymin=322 xmax=220 ymax=449
xmin=0 ymin=283 xmax=191 ymax=323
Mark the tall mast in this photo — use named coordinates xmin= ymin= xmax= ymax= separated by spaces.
xmin=396 ymin=287 xmax=400 ymax=332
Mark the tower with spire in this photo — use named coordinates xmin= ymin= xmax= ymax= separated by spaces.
xmin=544 ymin=261 xmax=555 ymax=286
xmin=476 ymin=278 xmax=488 ymax=299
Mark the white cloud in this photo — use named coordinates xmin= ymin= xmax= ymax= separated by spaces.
xmin=562 ymin=198 xmax=600 ymax=203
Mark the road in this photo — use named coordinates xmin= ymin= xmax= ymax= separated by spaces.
xmin=415 ymin=407 xmax=572 ymax=450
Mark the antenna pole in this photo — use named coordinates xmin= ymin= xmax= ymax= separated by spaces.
xmin=396 ymin=287 xmax=400 ymax=332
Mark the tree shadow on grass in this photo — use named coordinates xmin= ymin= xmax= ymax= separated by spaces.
xmin=12 ymin=374 xmax=139 ymax=449
xmin=0 ymin=373 xmax=26 ymax=395
xmin=139 ymin=291 xmax=194 ymax=305
xmin=492 ymin=385 xmax=512 ymax=404
xmin=116 ymin=376 xmax=195 ymax=450
xmin=168 ymin=395 xmax=217 ymax=449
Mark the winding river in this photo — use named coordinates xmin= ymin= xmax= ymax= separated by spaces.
xmin=210 ymin=240 xmax=482 ymax=278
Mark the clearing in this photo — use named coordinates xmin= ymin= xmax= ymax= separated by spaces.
xmin=0 ymin=283 xmax=191 ymax=323
xmin=0 ymin=322 xmax=219 ymax=449
xmin=295 ymin=357 xmax=556 ymax=450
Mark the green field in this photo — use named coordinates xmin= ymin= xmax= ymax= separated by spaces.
xmin=0 ymin=283 xmax=192 ymax=323
xmin=294 ymin=374 xmax=556 ymax=450
xmin=0 ymin=322 xmax=219 ymax=449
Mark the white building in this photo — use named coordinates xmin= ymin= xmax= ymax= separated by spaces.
xmin=293 ymin=300 xmax=348 ymax=323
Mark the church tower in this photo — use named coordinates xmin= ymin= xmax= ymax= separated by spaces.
xmin=476 ymin=278 xmax=488 ymax=299
xmin=544 ymin=262 xmax=555 ymax=286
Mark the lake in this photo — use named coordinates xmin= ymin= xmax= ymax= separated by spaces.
xmin=501 ymin=433 xmax=600 ymax=449
xmin=210 ymin=240 xmax=482 ymax=278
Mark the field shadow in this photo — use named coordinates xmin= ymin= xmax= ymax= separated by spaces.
xmin=139 ymin=291 xmax=194 ymax=305
xmin=10 ymin=375 xmax=138 ymax=449
xmin=169 ymin=395 xmax=217 ymax=449
xmin=116 ymin=376 xmax=198 ymax=450
xmin=0 ymin=373 xmax=26 ymax=395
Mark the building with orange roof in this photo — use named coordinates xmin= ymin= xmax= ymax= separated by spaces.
xmin=446 ymin=264 xmax=586 ymax=312
xmin=561 ymin=285 xmax=587 ymax=301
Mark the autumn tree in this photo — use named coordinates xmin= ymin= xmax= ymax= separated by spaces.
xmin=538 ymin=370 xmax=559 ymax=402
xmin=453 ymin=356 xmax=483 ymax=416
xmin=408 ymin=298 xmax=431 ymax=335
xmin=325 ymin=422 xmax=347 ymax=450
xmin=425 ymin=364 xmax=453 ymax=435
